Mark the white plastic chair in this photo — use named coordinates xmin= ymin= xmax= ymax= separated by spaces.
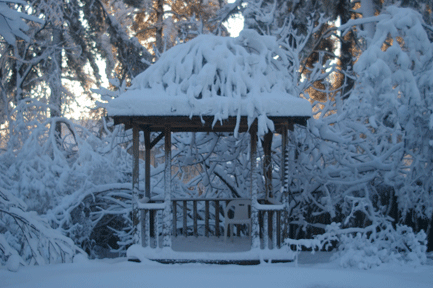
xmin=224 ymin=199 xmax=252 ymax=241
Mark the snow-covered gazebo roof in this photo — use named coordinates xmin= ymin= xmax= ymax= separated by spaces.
xmin=107 ymin=30 xmax=311 ymax=135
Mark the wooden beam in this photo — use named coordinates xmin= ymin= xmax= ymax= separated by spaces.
xmin=250 ymin=125 xmax=260 ymax=249
xmin=205 ymin=200 xmax=209 ymax=237
xmin=287 ymin=122 xmax=294 ymax=131
xmin=262 ymin=131 xmax=273 ymax=200
xmin=144 ymin=128 xmax=151 ymax=199
xmin=162 ymin=124 xmax=172 ymax=248
xmin=215 ymin=200 xmax=220 ymax=237
xmin=282 ymin=126 xmax=293 ymax=241
xmin=183 ymin=200 xmax=187 ymax=237
xmin=250 ymin=125 xmax=257 ymax=199
xmin=112 ymin=115 xmax=309 ymax=133
xmin=132 ymin=123 xmax=140 ymax=243
xmin=193 ymin=201 xmax=198 ymax=237
xmin=150 ymin=132 xmax=164 ymax=149
xmin=141 ymin=210 xmax=147 ymax=247
xmin=281 ymin=124 xmax=288 ymax=193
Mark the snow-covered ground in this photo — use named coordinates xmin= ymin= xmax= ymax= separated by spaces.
xmin=2 ymin=253 xmax=432 ymax=288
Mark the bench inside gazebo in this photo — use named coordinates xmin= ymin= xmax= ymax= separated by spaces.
xmin=105 ymin=30 xmax=312 ymax=264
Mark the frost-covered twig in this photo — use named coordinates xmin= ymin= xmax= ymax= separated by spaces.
xmin=0 ymin=188 xmax=84 ymax=268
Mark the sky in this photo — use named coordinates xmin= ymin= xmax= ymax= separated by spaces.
xmin=70 ymin=2 xmax=244 ymax=119
xmin=226 ymin=0 xmax=244 ymax=37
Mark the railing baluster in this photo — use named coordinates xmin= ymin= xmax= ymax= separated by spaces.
xmin=147 ymin=210 xmax=151 ymax=248
xmin=215 ymin=200 xmax=220 ymax=237
xmin=205 ymin=200 xmax=209 ymax=237
xmin=155 ymin=210 xmax=159 ymax=248
xmin=268 ymin=210 xmax=273 ymax=248
xmin=150 ymin=210 xmax=155 ymax=248
xmin=263 ymin=211 xmax=268 ymax=249
xmin=277 ymin=211 xmax=281 ymax=248
xmin=172 ymin=200 xmax=177 ymax=237
xmin=258 ymin=210 xmax=262 ymax=247
xmin=183 ymin=200 xmax=187 ymax=237
xmin=193 ymin=200 xmax=198 ymax=237
xmin=141 ymin=210 xmax=147 ymax=247
xmin=272 ymin=211 xmax=277 ymax=250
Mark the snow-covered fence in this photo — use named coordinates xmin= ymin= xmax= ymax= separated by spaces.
xmin=139 ymin=198 xmax=235 ymax=248
xmin=139 ymin=201 xmax=164 ymax=248
xmin=138 ymin=198 xmax=286 ymax=251
xmin=255 ymin=202 xmax=285 ymax=250
xmin=172 ymin=198 xmax=225 ymax=238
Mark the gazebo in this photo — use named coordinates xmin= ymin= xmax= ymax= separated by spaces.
xmin=106 ymin=30 xmax=312 ymax=263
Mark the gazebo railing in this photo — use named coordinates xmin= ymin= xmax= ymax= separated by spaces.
xmin=172 ymin=198 xmax=230 ymax=238
xmin=139 ymin=198 xmax=286 ymax=250
xmin=256 ymin=201 xmax=285 ymax=250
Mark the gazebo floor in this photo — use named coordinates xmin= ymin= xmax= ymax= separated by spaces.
xmin=172 ymin=236 xmax=251 ymax=252
xmin=127 ymin=236 xmax=295 ymax=265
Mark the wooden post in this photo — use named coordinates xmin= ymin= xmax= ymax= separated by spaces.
xmin=281 ymin=124 xmax=288 ymax=191
xmin=154 ymin=210 xmax=159 ymax=248
xmin=272 ymin=211 xmax=277 ymax=249
xmin=183 ymin=200 xmax=187 ymax=237
xmin=141 ymin=210 xmax=147 ymax=247
xmin=173 ymin=201 xmax=177 ymax=237
xmin=264 ymin=211 xmax=268 ymax=249
xmin=162 ymin=125 xmax=172 ymax=248
xmin=132 ymin=123 xmax=140 ymax=243
xmin=287 ymin=123 xmax=295 ymax=240
xmin=144 ymin=129 xmax=151 ymax=200
xmin=263 ymin=131 xmax=273 ymax=200
xmin=250 ymin=125 xmax=260 ymax=249
xmin=150 ymin=210 xmax=155 ymax=247
xmin=215 ymin=200 xmax=220 ymax=237
xmin=276 ymin=210 xmax=281 ymax=248
xmin=193 ymin=201 xmax=198 ymax=237
xmin=281 ymin=124 xmax=290 ymax=242
xmin=268 ymin=210 xmax=273 ymax=248
xmin=205 ymin=200 xmax=209 ymax=237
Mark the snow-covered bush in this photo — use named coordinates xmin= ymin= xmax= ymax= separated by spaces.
xmin=310 ymin=194 xmax=428 ymax=269
xmin=342 ymin=6 xmax=433 ymax=221
xmin=0 ymin=188 xmax=84 ymax=269
xmin=332 ymin=223 xmax=427 ymax=269
xmin=283 ymin=211 xmax=427 ymax=269
xmin=0 ymin=99 xmax=135 ymax=258
xmin=283 ymin=6 xmax=433 ymax=249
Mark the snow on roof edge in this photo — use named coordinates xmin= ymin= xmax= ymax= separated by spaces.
xmin=106 ymin=89 xmax=312 ymax=118
xmin=105 ymin=30 xmax=312 ymax=135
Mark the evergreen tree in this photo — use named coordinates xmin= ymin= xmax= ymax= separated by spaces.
xmin=132 ymin=0 xmax=223 ymax=56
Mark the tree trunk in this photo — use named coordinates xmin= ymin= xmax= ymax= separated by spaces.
xmin=359 ymin=0 xmax=376 ymax=41
xmin=156 ymin=0 xmax=164 ymax=54
xmin=337 ymin=0 xmax=355 ymax=100
xmin=49 ymin=26 xmax=63 ymax=139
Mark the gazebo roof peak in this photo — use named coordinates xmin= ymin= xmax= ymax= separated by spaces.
xmin=106 ymin=30 xmax=311 ymax=136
